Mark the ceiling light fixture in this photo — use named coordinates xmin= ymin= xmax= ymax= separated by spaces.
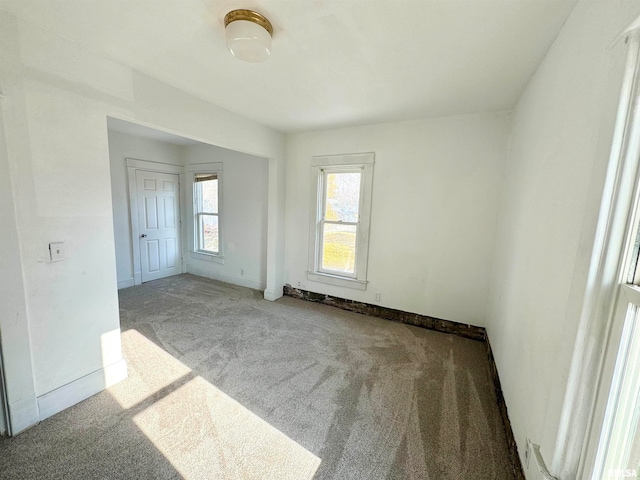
xmin=224 ymin=9 xmax=273 ymax=63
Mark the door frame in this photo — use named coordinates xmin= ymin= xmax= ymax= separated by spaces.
xmin=126 ymin=158 xmax=187 ymax=286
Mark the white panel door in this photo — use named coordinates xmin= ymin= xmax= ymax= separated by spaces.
xmin=136 ymin=170 xmax=181 ymax=283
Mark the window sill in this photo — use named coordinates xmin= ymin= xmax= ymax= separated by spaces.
xmin=306 ymin=271 xmax=368 ymax=291
xmin=190 ymin=251 xmax=224 ymax=264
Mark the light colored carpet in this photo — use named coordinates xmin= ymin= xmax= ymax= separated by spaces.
xmin=0 ymin=274 xmax=515 ymax=479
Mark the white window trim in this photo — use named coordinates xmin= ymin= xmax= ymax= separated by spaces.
xmin=187 ymin=163 xmax=224 ymax=264
xmin=547 ymin=29 xmax=640 ymax=479
xmin=307 ymin=152 xmax=374 ymax=290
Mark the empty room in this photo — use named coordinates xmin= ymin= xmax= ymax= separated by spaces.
xmin=2 ymin=1 xmax=640 ymax=479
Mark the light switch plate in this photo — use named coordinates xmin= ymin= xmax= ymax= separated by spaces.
xmin=49 ymin=242 xmax=65 ymax=262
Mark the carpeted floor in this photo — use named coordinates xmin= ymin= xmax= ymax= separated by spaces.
xmin=0 ymin=274 xmax=515 ymax=479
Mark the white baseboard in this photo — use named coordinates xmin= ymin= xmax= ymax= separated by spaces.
xmin=187 ymin=264 xmax=266 ymax=291
xmin=117 ymin=278 xmax=135 ymax=290
xmin=7 ymin=392 xmax=39 ymax=435
xmin=264 ymin=289 xmax=283 ymax=301
xmin=37 ymin=359 xmax=128 ymax=421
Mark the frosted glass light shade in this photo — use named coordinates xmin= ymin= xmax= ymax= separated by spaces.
xmin=225 ymin=19 xmax=272 ymax=63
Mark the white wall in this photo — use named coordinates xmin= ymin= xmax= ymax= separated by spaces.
xmin=108 ymin=130 xmax=185 ymax=289
xmin=0 ymin=72 xmax=38 ymax=433
xmin=486 ymin=0 xmax=640 ymax=477
xmin=0 ymin=11 xmax=285 ymax=433
xmin=285 ymin=113 xmax=511 ymax=326
xmin=185 ymin=144 xmax=269 ymax=290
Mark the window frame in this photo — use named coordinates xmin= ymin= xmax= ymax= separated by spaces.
xmin=194 ymin=175 xmax=219 ymax=254
xmin=307 ymin=153 xmax=374 ymax=290
xmin=570 ymin=30 xmax=640 ymax=480
xmin=187 ymin=163 xmax=224 ymax=263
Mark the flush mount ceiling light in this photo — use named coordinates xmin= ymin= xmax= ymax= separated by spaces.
xmin=224 ymin=9 xmax=273 ymax=63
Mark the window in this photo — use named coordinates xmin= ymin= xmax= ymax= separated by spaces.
xmin=194 ymin=173 xmax=219 ymax=254
xmin=585 ymin=30 xmax=640 ymax=480
xmin=307 ymin=153 xmax=374 ymax=290
xmin=188 ymin=163 xmax=223 ymax=262
xmin=594 ymin=224 xmax=640 ymax=479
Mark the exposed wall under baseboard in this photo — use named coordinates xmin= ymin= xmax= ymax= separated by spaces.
xmin=283 ymin=284 xmax=526 ymax=480
xmin=485 ymin=336 xmax=527 ymax=480
xmin=283 ymin=284 xmax=485 ymax=340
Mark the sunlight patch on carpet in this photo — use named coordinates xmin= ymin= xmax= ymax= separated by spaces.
xmin=107 ymin=329 xmax=321 ymax=480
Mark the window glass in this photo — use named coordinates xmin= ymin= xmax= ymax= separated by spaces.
xmin=201 ymin=179 xmax=218 ymax=214
xmin=324 ymin=172 xmax=360 ymax=222
xmin=321 ymin=223 xmax=357 ymax=274
xmin=201 ymin=215 xmax=219 ymax=253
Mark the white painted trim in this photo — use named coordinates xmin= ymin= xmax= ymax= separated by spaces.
xmin=36 ymin=359 xmax=127 ymax=422
xmin=550 ymin=33 xmax=640 ymax=479
xmin=117 ymin=278 xmax=135 ymax=290
xmin=264 ymin=289 xmax=282 ymax=301
xmin=187 ymin=264 xmax=266 ymax=291
xmin=126 ymin=158 xmax=186 ymax=285
xmin=6 ymin=393 xmax=39 ymax=435
xmin=186 ymin=163 xmax=224 ymax=259
xmin=311 ymin=152 xmax=375 ymax=167
xmin=623 ymin=284 xmax=640 ymax=305
xmin=306 ymin=271 xmax=368 ymax=290
xmin=610 ymin=15 xmax=640 ymax=49
xmin=307 ymin=153 xmax=375 ymax=291
xmin=126 ymin=158 xmax=184 ymax=174
xmin=189 ymin=251 xmax=224 ymax=264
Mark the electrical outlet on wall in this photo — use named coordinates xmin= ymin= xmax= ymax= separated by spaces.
xmin=524 ymin=437 xmax=531 ymax=469
xmin=374 ymin=292 xmax=381 ymax=302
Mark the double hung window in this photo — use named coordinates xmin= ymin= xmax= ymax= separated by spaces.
xmin=595 ymin=225 xmax=640 ymax=479
xmin=307 ymin=153 xmax=374 ymax=290
xmin=188 ymin=162 xmax=223 ymax=261
xmin=194 ymin=173 xmax=219 ymax=254
xmin=589 ymin=33 xmax=640 ymax=480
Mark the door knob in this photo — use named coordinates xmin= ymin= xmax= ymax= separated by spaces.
xmin=140 ymin=234 xmax=147 ymax=238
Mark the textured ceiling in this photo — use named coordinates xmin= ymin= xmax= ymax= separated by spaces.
xmin=1 ymin=0 xmax=578 ymax=133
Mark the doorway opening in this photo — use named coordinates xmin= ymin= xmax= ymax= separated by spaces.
xmin=107 ymin=117 xmax=269 ymax=291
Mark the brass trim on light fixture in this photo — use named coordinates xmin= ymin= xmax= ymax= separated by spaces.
xmin=224 ymin=9 xmax=273 ymax=37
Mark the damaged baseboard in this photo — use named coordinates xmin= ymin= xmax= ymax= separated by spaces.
xmin=526 ymin=439 xmax=557 ymax=480
xmin=486 ymin=336 xmax=527 ymax=480
xmin=283 ymin=284 xmax=485 ymax=340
